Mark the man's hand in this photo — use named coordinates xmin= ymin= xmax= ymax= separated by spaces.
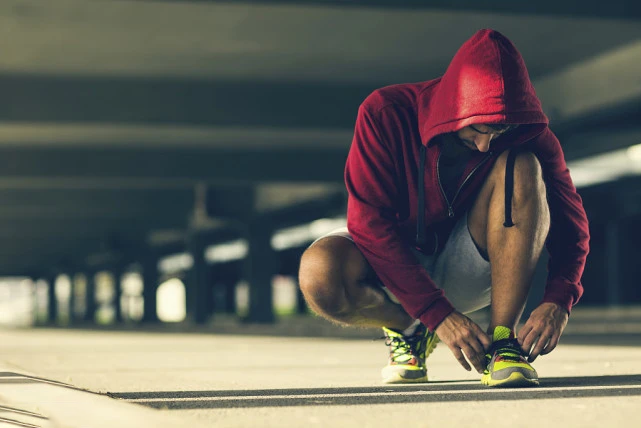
xmin=518 ymin=302 xmax=568 ymax=362
xmin=435 ymin=311 xmax=492 ymax=374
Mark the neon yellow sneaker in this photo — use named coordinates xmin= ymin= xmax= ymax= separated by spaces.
xmin=380 ymin=324 xmax=439 ymax=384
xmin=481 ymin=326 xmax=539 ymax=387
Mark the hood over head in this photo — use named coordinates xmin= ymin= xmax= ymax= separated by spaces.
xmin=419 ymin=29 xmax=548 ymax=147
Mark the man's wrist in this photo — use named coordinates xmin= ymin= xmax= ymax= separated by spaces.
xmin=541 ymin=294 xmax=573 ymax=316
xmin=418 ymin=299 xmax=455 ymax=332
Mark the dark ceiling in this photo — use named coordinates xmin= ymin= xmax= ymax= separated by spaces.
xmin=1 ymin=0 xmax=640 ymax=276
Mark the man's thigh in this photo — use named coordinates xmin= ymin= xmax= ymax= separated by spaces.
xmin=308 ymin=228 xmax=399 ymax=303
xmin=310 ymin=221 xmax=491 ymax=312
xmin=306 ymin=228 xmax=378 ymax=288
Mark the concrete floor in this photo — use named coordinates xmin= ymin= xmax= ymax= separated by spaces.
xmin=0 ymin=309 xmax=640 ymax=428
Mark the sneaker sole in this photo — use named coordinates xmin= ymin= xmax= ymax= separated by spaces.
xmin=481 ymin=371 xmax=539 ymax=388
xmin=381 ymin=367 xmax=428 ymax=384
xmin=382 ymin=372 xmax=429 ymax=384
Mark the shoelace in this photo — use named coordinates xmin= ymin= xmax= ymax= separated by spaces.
xmin=383 ymin=334 xmax=422 ymax=363
xmin=488 ymin=338 xmax=525 ymax=362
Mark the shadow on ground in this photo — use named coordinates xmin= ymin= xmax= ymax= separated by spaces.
xmin=111 ymin=374 xmax=641 ymax=409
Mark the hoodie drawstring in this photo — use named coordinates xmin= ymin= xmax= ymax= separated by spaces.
xmin=503 ymin=149 xmax=518 ymax=227
xmin=416 ymin=144 xmax=427 ymax=247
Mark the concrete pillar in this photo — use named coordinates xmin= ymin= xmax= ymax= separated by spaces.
xmin=186 ymin=234 xmax=213 ymax=324
xmin=212 ymin=265 xmax=239 ymax=315
xmin=225 ymin=280 xmax=237 ymax=314
xmin=31 ymin=276 xmax=44 ymax=325
xmin=605 ymin=219 xmax=621 ymax=305
xmin=245 ymin=221 xmax=276 ymax=323
xmin=47 ymin=275 xmax=58 ymax=325
xmin=84 ymin=271 xmax=97 ymax=323
xmin=67 ymin=273 xmax=76 ymax=324
xmin=112 ymin=268 xmax=123 ymax=323
xmin=141 ymin=254 xmax=159 ymax=323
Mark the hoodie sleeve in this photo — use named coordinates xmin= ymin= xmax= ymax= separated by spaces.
xmin=531 ymin=128 xmax=590 ymax=314
xmin=345 ymin=104 xmax=455 ymax=331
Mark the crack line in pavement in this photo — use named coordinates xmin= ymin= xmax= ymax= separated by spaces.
xmin=0 ymin=406 xmax=49 ymax=420
xmin=0 ymin=372 xmax=96 ymax=393
xmin=0 ymin=415 xmax=43 ymax=428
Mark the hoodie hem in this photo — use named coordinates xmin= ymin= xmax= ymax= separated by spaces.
xmin=417 ymin=299 xmax=456 ymax=332
xmin=541 ymin=291 xmax=576 ymax=315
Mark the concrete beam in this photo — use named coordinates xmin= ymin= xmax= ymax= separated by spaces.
xmin=0 ymin=75 xmax=367 ymax=130
xmin=0 ymin=246 xmax=104 ymax=277
xmin=0 ymin=217 xmax=187 ymax=239
xmin=0 ymin=148 xmax=347 ymax=185
xmin=182 ymin=0 xmax=641 ymax=20
xmin=562 ymin=128 xmax=641 ymax=161
xmin=0 ymin=189 xmax=194 ymax=220
xmin=0 ymin=122 xmax=354 ymax=151
xmin=536 ymin=40 xmax=641 ymax=129
xmin=0 ymin=188 xmax=194 ymax=206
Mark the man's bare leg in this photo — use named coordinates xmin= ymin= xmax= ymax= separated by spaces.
xmin=468 ymin=151 xmax=551 ymax=334
xmin=298 ymin=236 xmax=413 ymax=330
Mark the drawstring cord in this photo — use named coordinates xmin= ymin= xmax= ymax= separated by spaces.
xmin=503 ymin=149 xmax=518 ymax=227
xmin=416 ymin=144 xmax=427 ymax=247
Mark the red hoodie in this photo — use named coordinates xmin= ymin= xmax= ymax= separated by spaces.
xmin=345 ymin=29 xmax=590 ymax=332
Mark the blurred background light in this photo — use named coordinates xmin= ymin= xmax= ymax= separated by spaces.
xmin=157 ymin=278 xmax=186 ymax=323
xmin=205 ymin=240 xmax=248 ymax=263
xmin=271 ymin=216 xmax=346 ymax=250
xmin=568 ymin=143 xmax=641 ymax=188
xmin=158 ymin=253 xmax=194 ymax=275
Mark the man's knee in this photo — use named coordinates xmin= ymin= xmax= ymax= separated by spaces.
xmin=494 ymin=150 xmax=546 ymax=204
xmin=298 ymin=237 xmax=367 ymax=320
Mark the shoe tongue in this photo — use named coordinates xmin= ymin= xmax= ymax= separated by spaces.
xmin=492 ymin=326 xmax=514 ymax=342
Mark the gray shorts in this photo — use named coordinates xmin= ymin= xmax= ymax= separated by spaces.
xmin=311 ymin=213 xmax=492 ymax=314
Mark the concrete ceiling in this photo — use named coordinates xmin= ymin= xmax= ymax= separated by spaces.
xmin=2 ymin=1 xmax=641 ymax=81
xmin=0 ymin=0 xmax=640 ymax=275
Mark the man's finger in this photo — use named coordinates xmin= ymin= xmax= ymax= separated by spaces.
xmin=450 ymin=346 xmax=472 ymax=371
xmin=517 ymin=324 xmax=532 ymax=347
xmin=473 ymin=353 xmax=487 ymax=374
xmin=528 ymin=331 xmax=551 ymax=362
xmin=461 ymin=345 xmax=485 ymax=374
xmin=477 ymin=330 xmax=492 ymax=351
xmin=541 ymin=332 xmax=560 ymax=355
xmin=462 ymin=330 xmax=488 ymax=373
xmin=466 ymin=335 xmax=485 ymax=357
xmin=520 ymin=329 xmax=540 ymax=357
xmin=467 ymin=321 xmax=491 ymax=351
